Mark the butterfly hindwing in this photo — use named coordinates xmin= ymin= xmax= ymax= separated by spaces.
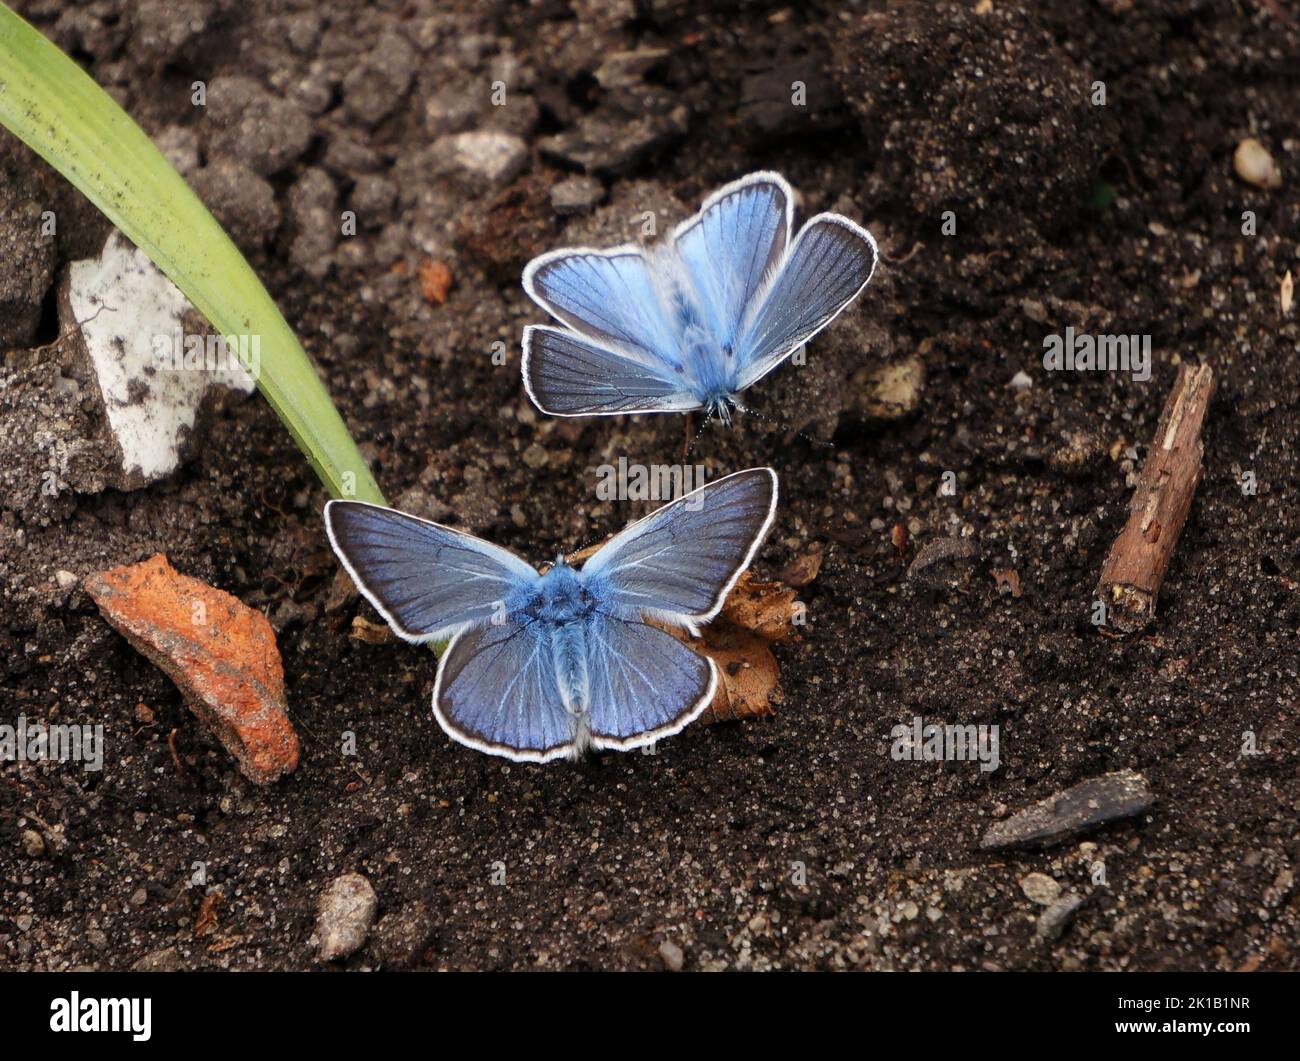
xmin=735 ymin=214 xmax=879 ymax=391
xmin=584 ymin=614 xmax=716 ymax=749
xmin=324 ymin=500 xmax=539 ymax=642
xmin=522 ymin=325 xmax=698 ymax=416
xmin=434 ymin=618 xmax=575 ymax=763
xmin=582 ymin=468 xmax=778 ymax=631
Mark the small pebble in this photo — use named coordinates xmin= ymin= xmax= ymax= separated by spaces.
xmin=594 ymin=48 xmax=670 ymax=89
xmin=21 ymin=830 xmax=45 ymax=857
xmin=434 ymin=130 xmax=528 ymax=187
xmin=856 ymin=356 xmax=926 ymax=419
xmin=1020 ymin=872 xmax=1062 ymax=905
xmin=1233 ymin=138 xmax=1281 ymax=189
xmin=550 ymin=175 xmax=605 ymax=215
xmin=1021 ymin=298 xmax=1048 ymax=323
xmin=132 ymin=946 xmax=182 ymax=972
xmin=658 ymin=939 xmax=685 ymax=971
xmin=1036 ymin=893 xmax=1085 ymax=942
xmin=418 ymin=259 xmax=454 ymax=305
xmin=317 ymin=872 xmax=378 ymax=961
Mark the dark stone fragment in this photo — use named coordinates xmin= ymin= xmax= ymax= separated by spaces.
xmin=538 ymin=106 xmax=688 ymax=176
xmin=981 ymin=770 xmax=1154 ymax=850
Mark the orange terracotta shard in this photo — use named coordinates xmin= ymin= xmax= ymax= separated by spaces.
xmin=85 ymin=554 xmax=299 ymax=784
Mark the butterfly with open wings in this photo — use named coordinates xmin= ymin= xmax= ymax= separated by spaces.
xmin=325 ymin=468 xmax=778 ymax=763
xmin=521 ymin=171 xmax=878 ymax=423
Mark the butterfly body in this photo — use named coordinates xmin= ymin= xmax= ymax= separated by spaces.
xmin=325 ymin=468 xmax=779 ymax=763
xmin=520 ymin=560 xmax=595 ymax=717
xmin=636 ymin=249 xmax=743 ymax=415
xmin=667 ymin=337 xmax=741 ymax=422
xmin=521 ymin=171 xmax=878 ymax=420
xmin=523 ymin=559 xmax=599 ymax=626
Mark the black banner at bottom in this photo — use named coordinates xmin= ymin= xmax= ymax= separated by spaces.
xmin=0 ymin=970 xmax=1287 ymax=1048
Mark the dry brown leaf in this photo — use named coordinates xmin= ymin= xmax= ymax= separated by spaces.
xmin=351 ymin=615 xmax=396 ymax=644
xmin=673 ymin=621 xmax=782 ymax=723
xmin=719 ymin=571 xmax=801 ymax=642
xmin=647 ymin=571 xmax=803 ymax=723
xmin=776 ymin=544 xmax=824 ymax=589
xmin=991 ymin=567 xmax=1022 ymax=598
xmin=195 ymin=892 xmax=223 ymax=938
xmin=565 ymin=541 xmax=601 ymax=565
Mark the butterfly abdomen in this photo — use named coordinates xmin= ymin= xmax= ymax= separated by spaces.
xmin=533 ymin=564 xmax=594 ymax=729
xmin=550 ymin=621 xmax=589 ymax=719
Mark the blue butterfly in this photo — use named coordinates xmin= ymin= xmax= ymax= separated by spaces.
xmin=325 ymin=468 xmax=778 ymax=763
xmin=521 ymin=171 xmax=878 ymax=422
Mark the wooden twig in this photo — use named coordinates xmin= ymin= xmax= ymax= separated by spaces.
xmin=168 ymin=727 xmax=189 ymax=777
xmin=1097 ymin=362 xmax=1215 ymax=634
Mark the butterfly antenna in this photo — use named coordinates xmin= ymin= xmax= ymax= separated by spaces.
xmin=565 ymin=523 xmax=614 ymax=562
xmin=733 ymin=401 xmax=835 ymax=451
xmin=684 ymin=406 xmax=716 ymax=460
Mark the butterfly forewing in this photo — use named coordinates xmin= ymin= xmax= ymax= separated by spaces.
xmin=523 ymin=247 xmax=678 ymax=366
xmin=583 ymin=467 xmax=778 ymax=628
xmin=672 ymin=172 xmax=792 ymax=352
xmin=324 ymin=501 xmax=539 ymax=642
xmin=735 ymin=214 xmax=878 ymax=391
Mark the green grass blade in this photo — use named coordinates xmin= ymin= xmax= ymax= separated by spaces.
xmin=0 ymin=2 xmax=384 ymax=505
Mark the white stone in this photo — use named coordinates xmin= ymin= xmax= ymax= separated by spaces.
xmin=67 ymin=232 xmax=255 ymax=486
xmin=1233 ymin=138 xmax=1281 ymax=190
